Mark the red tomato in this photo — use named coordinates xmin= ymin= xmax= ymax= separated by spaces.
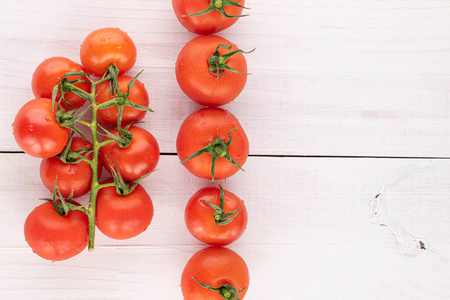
xmin=80 ymin=28 xmax=137 ymax=77
xmin=13 ymin=98 xmax=71 ymax=158
xmin=40 ymin=137 xmax=101 ymax=199
xmin=181 ymin=246 xmax=250 ymax=300
xmin=176 ymin=107 xmax=248 ymax=180
xmin=96 ymin=75 xmax=149 ymax=127
xmin=185 ymin=187 xmax=248 ymax=246
xmin=96 ymin=180 xmax=154 ymax=239
xmin=99 ymin=126 xmax=160 ymax=182
xmin=24 ymin=201 xmax=89 ymax=261
xmin=32 ymin=57 xmax=91 ymax=109
xmin=176 ymin=35 xmax=249 ymax=106
xmin=172 ymin=0 xmax=246 ymax=34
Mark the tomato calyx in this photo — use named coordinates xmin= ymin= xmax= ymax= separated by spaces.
xmin=180 ymin=128 xmax=244 ymax=183
xmin=105 ymin=156 xmax=156 ymax=196
xmin=183 ymin=0 xmax=250 ymax=19
xmin=100 ymin=123 xmax=134 ymax=148
xmin=201 ymin=185 xmax=241 ymax=226
xmin=208 ymin=44 xmax=255 ymax=79
xmin=97 ymin=69 xmax=154 ymax=130
xmin=51 ymin=70 xmax=94 ymax=137
xmin=52 ymin=71 xmax=93 ymax=108
xmin=55 ymin=105 xmax=92 ymax=142
xmin=41 ymin=178 xmax=86 ymax=217
xmin=192 ymin=277 xmax=246 ymax=300
xmin=56 ymin=132 xmax=93 ymax=164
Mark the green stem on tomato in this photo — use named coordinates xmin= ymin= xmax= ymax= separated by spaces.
xmin=182 ymin=0 xmax=249 ymax=18
xmin=200 ymin=185 xmax=241 ymax=226
xmin=192 ymin=277 xmax=246 ymax=300
xmin=208 ymin=44 xmax=255 ymax=79
xmin=179 ymin=128 xmax=244 ymax=183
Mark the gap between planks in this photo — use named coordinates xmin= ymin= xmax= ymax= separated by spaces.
xmin=2 ymin=151 xmax=450 ymax=160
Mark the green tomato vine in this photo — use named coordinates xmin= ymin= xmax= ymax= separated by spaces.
xmin=53 ymin=65 xmax=152 ymax=250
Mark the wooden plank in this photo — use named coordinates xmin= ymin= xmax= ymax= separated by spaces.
xmin=2 ymin=0 xmax=450 ymax=299
xmin=1 ymin=1 xmax=450 ymax=157
xmin=1 ymin=245 xmax=449 ymax=299
xmin=1 ymin=153 xmax=450 ymax=298
xmin=2 ymin=154 xmax=450 ymax=248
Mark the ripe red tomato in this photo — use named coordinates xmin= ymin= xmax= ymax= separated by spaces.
xmin=80 ymin=27 xmax=137 ymax=77
xmin=24 ymin=200 xmax=89 ymax=261
xmin=99 ymin=126 xmax=160 ymax=182
xmin=96 ymin=180 xmax=154 ymax=239
xmin=13 ymin=98 xmax=71 ymax=158
xmin=176 ymin=35 xmax=249 ymax=106
xmin=31 ymin=57 xmax=91 ymax=109
xmin=172 ymin=0 xmax=246 ymax=34
xmin=177 ymin=107 xmax=248 ymax=181
xmin=185 ymin=186 xmax=247 ymax=246
xmin=181 ymin=246 xmax=250 ymax=300
xmin=96 ymin=75 xmax=149 ymax=127
xmin=40 ymin=137 xmax=101 ymax=199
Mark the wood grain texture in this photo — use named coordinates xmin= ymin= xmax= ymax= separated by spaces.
xmin=1 ymin=154 xmax=450 ymax=299
xmin=1 ymin=0 xmax=450 ymax=156
xmin=1 ymin=0 xmax=450 ymax=299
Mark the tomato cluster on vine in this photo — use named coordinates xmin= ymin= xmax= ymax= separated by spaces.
xmin=13 ymin=28 xmax=158 ymax=261
xmin=173 ymin=1 xmax=253 ymax=299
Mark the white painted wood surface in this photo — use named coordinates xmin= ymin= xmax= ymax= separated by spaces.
xmin=1 ymin=0 xmax=450 ymax=299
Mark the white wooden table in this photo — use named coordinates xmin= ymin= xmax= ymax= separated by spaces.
xmin=1 ymin=1 xmax=450 ymax=299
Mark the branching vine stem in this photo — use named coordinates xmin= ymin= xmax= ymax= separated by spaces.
xmin=85 ymin=77 xmax=105 ymax=250
xmin=54 ymin=65 xmax=153 ymax=251
xmin=58 ymin=71 xmax=122 ymax=250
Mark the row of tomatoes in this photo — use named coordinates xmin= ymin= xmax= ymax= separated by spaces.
xmin=173 ymin=0 xmax=252 ymax=299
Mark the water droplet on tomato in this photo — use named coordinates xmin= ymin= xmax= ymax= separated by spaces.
xmin=66 ymin=165 xmax=76 ymax=174
xmin=45 ymin=115 xmax=53 ymax=122
xmin=100 ymin=37 xmax=106 ymax=42
xmin=28 ymin=125 xmax=34 ymax=132
xmin=116 ymin=43 xmax=123 ymax=49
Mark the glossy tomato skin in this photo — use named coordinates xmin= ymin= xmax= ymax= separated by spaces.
xmin=176 ymin=35 xmax=248 ymax=106
xmin=177 ymin=107 xmax=249 ymax=180
xmin=40 ymin=137 xmax=101 ymax=199
xmin=13 ymin=98 xmax=71 ymax=158
xmin=24 ymin=201 xmax=89 ymax=261
xmin=185 ymin=187 xmax=248 ymax=246
xmin=172 ymin=0 xmax=245 ymax=34
xmin=96 ymin=75 xmax=149 ymax=127
xmin=96 ymin=180 xmax=154 ymax=239
xmin=99 ymin=126 xmax=159 ymax=182
xmin=80 ymin=28 xmax=137 ymax=77
xmin=32 ymin=57 xmax=91 ymax=109
xmin=181 ymin=246 xmax=250 ymax=300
